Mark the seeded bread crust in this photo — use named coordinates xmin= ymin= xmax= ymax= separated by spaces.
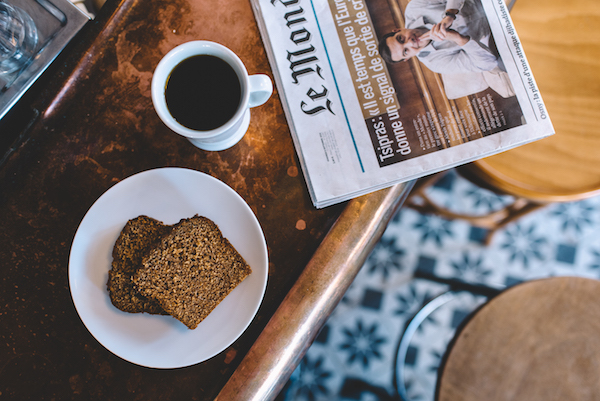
xmin=132 ymin=215 xmax=252 ymax=329
xmin=107 ymin=215 xmax=172 ymax=315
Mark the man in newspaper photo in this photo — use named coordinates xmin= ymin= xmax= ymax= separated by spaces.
xmin=378 ymin=0 xmax=501 ymax=75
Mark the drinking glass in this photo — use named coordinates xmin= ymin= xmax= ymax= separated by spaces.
xmin=0 ymin=1 xmax=38 ymax=75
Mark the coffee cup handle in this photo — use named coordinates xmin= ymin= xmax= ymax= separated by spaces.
xmin=248 ymin=74 xmax=273 ymax=108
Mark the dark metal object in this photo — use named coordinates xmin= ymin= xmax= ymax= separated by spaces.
xmin=393 ymin=273 xmax=504 ymax=401
xmin=0 ymin=0 xmax=89 ymax=120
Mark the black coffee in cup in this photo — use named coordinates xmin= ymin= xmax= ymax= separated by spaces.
xmin=165 ymin=55 xmax=242 ymax=131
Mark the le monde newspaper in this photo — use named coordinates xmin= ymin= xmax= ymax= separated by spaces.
xmin=251 ymin=0 xmax=554 ymax=208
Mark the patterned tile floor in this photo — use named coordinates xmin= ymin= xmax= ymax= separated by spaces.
xmin=277 ymin=169 xmax=600 ymax=401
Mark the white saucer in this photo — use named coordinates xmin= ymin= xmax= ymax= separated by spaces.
xmin=187 ymin=109 xmax=251 ymax=151
xmin=68 ymin=167 xmax=268 ymax=368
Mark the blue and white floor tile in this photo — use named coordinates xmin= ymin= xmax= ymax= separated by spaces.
xmin=278 ymin=169 xmax=600 ymax=401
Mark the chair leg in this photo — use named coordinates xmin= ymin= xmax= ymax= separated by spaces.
xmin=405 ymin=171 xmax=547 ymax=245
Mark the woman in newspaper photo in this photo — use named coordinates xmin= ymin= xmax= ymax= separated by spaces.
xmin=378 ymin=0 xmax=501 ymax=75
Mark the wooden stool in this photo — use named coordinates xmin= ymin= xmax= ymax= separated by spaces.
xmin=407 ymin=0 xmax=600 ymax=243
xmin=437 ymin=277 xmax=600 ymax=401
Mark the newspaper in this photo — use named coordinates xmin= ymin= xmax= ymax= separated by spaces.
xmin=251 ymin=0 xmax=554 ymax=208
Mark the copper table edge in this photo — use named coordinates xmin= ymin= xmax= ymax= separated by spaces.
xmin=215 ymin=181 xmax=414 ymax=401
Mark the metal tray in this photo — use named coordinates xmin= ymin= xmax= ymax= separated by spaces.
xmin=0 ymin=0 xmax=89 ymax=120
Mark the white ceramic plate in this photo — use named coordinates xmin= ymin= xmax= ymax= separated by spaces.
xmin=68 ymin=167 xmax=268 ymax=368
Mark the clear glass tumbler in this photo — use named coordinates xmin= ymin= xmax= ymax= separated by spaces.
xmin=0 ymin=1 xmax=38 ymax=75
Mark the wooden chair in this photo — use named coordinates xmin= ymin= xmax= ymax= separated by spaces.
xmin=391 ymin=0 xmax=600 ymax=399
xmin=406 ymin=0 xmax=600 ymax=244
xmin=394 ymin=0 xmax=600 ymax=399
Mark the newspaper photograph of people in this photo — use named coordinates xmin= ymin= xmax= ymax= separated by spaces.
xmin=252 ymin=0 xmax=553 ymax=207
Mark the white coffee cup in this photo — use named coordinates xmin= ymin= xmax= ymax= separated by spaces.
xmin=151 ymin=41 xmax=273 ymax=151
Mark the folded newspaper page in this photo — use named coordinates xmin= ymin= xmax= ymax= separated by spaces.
xmin=251 ymin=0 xmax=554 ymax=208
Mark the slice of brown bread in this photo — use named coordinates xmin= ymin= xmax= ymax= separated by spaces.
xmin=107 ymin=215 xmax=172 ymax=315
xmin=132 ymin=215 xmax=252 ymax=329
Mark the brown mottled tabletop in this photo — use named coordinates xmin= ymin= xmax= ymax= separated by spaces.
xmin=0 ymin=0 xmax=408 ymax=399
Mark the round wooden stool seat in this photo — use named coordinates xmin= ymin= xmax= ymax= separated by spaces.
xmin=466 ymin=0 xmax=600 ymax=203
xmin=469 ymin=134 xmax=600 ymax=202
xmin=437 ymin=277 xmax=600 ymax=401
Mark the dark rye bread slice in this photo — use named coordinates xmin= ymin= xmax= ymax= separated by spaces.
xmin=107 ymin=215 xmax=172 ymax=315
xmin=132 ymin=215 xmax=252 ymax=329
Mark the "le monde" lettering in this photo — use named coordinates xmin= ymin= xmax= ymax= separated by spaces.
xmin=271 ymin=0 xmax=334 ymax=116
